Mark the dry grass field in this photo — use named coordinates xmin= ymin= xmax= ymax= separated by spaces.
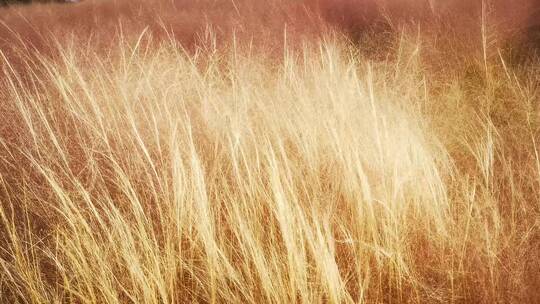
xmin=0 ymin=0 xmax=539 ymax=303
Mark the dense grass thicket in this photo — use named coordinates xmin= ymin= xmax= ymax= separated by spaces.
xmin=0 ymin=0 xmax=539 ymax=303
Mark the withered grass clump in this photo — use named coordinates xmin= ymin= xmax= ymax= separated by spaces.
xmin=0 ymin=1 xmax=539 ymax=303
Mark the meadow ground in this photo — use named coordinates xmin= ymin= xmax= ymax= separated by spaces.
xmin=0 ymin=0 xmax=539 ymax=303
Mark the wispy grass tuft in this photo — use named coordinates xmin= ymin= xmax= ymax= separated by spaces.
xmin=0 ymin=1 xmax=539 ymax=303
